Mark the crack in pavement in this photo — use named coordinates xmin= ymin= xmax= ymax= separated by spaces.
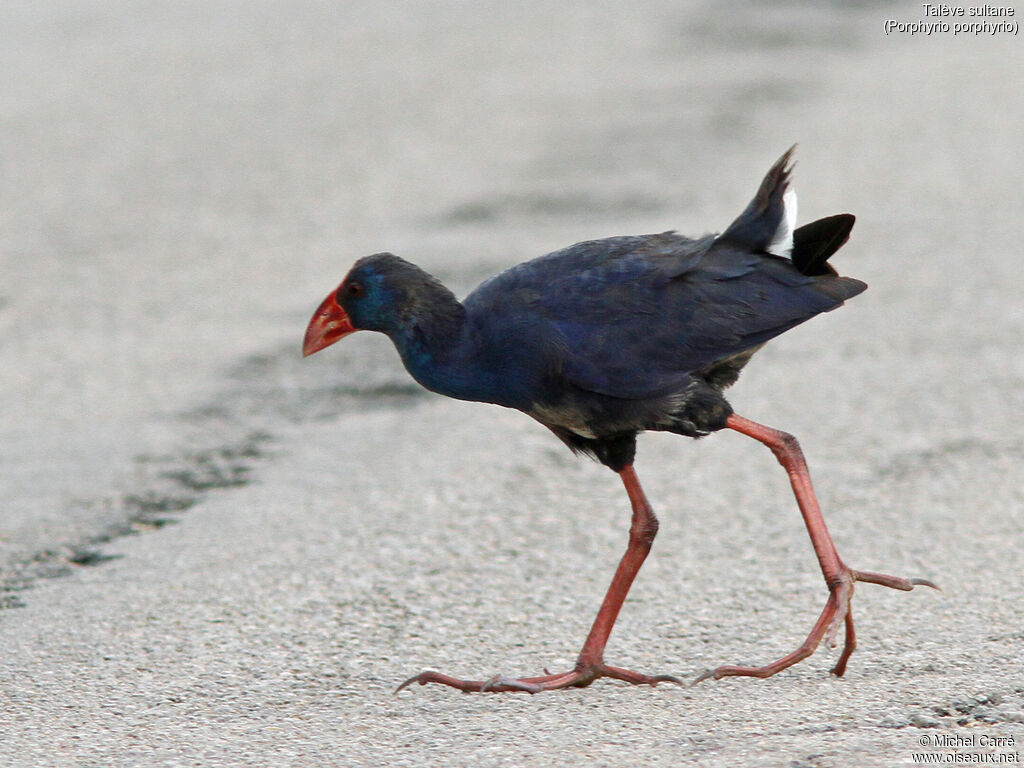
xmin=0 ymin=338 xmax=426 ymax=612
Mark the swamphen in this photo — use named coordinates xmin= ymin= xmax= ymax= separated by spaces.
xmin=303 ymin=147 xmax=935 ymax=694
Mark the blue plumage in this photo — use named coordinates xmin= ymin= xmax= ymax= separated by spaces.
xmin=326 ymin=148 xmax=863 ymax=466
xmin=466 ymin=228 xmax=861 ymax=403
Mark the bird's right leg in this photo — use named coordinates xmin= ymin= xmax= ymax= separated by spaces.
xmin=396 ymin=465 xmax=682 ymax=694
xmin=694 ymin=413 xmax=936 ymax=683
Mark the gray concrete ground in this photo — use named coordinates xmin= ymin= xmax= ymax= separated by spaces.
xmin=2 ymin=1 xmax=1023 ymax=766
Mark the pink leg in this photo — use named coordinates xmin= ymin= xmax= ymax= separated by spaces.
xmin=397 ymin=465 xmax=682 ymax=694
xmin=694 ymin=413 xmax=937 ymax=683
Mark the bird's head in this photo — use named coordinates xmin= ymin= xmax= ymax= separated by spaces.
xmin=302 ymin=253 xmax=460 ymax=357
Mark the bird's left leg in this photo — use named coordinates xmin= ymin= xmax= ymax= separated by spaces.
xmin=695 ymin=413 xmax=937 ymax=683
xmin=396 ymin=465 xmax=682 ymax=693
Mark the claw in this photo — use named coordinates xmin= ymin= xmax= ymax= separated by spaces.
xmin=395 ymin=673 xmax=425 ymax=694
xmin=651 ymin=674 xmax=686 ymax=687
xmin=691 ymin=668 xmax=717 ymax=686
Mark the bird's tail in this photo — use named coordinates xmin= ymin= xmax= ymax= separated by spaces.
xmin=716 ymin=145 xmax=798 ymax=258
xmin=790 ymin=214 xmax=855 ymax=276
xmin=716 ymin=146 xmax=859 ymax=278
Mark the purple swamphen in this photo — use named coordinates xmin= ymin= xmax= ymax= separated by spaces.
xmin=303 ymin=147 xmax=935 ymax=694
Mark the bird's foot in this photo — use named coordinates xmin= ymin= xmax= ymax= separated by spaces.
xmin=694 ymin=566 xmax=938 ymax=684
xmin=396 ymin=663 xmax=683 ymax=694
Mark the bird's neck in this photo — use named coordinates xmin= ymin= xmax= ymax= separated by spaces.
xmin=388 ymin=288 xmax=483 ymax=401
xmin=392 ymin=292 xmax=535 ymax=409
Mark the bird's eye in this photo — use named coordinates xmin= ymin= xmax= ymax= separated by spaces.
xmin=338 ymin=282 xmax=364 ymax=302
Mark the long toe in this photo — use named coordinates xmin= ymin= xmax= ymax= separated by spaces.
xmin=479 ymin=676 xmax=543 ymax=694
xmin=600 ymin=664 xmax=685 ymax=688
xmin=853 ymin=569 xmax=939 ymax=591
xmin=396 ymin=663 xmax=682 ymax=694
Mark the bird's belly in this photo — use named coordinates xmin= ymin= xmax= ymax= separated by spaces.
xmin=527 ymin=379 xmax=729 ymax=441
xmin=528 ymin=402 xmax=599 ymax=439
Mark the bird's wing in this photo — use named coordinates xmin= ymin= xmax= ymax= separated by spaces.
xmin=469 ymin=233 xmax=863 ymax=401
